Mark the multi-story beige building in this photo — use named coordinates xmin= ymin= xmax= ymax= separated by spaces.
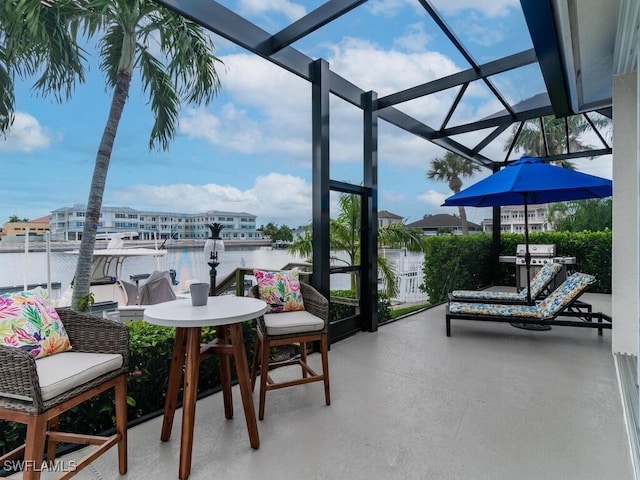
xmin=1 ymin=216 xmax=50 ymax=241
xmin=482 ymin=204 xmax=551 ymax=234
xmin=49 ymin=205 xmax=262 ymax=242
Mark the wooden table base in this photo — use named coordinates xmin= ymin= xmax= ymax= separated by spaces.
xmin=161 ymin=324 xmax=259 ymax=480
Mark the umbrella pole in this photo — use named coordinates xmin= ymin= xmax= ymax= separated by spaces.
xmin=524 ymin=199 xmax=532 ymax=305
xmin=512 ymin=198 xmax=551 ymax=331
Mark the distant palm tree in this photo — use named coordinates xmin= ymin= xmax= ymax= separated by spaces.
xmin=4 ymin=1 xmax=224 ymax=308
xmin=427 ymin=152 xmax=481 ymax=235
xmin=504 ymin=114 xmax=611 ymax=169
xmin=288 ymin=193 xmax=424 ymax=298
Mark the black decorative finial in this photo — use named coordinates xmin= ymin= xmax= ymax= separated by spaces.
xmin=207 ymin=222 xmax=224 ymax=239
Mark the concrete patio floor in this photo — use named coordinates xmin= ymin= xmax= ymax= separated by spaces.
xmin=19 ymin=292 xmax=632 ymax=479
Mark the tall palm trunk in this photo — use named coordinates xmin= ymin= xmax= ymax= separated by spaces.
xmin=458 ymin=206 xmax=469 ymax=235
xmin=71 ymin=70 xmax=132 ymax=307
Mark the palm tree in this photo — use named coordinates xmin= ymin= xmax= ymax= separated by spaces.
xmin=4 ymin=1 xmax=223 ymax=308
xmin=288 ymin=193 xmax=424 ymax=298
xmin=1 ymin=2 xmax=87 ymax=133
xmin=427 ymin=152 xmax=481 ymax=234
xmin=504 ymin=114 xmax=611 ymax=169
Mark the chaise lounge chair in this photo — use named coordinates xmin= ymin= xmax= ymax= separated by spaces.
xmin=445 ymin=272 xmax=612 ymax=336
xmin=448 ymin=261 xmax=563 ymax=304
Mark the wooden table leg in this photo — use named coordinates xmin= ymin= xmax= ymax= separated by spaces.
xmin=179 ymin=327 xmax=202 ymax=480
xmin=230 ymin=323 xmax=260 ymax=449
xmin=217 ymin=326 xmax=234 ymax=419
xmin=161 ymin=327 xmax=187 ymax=442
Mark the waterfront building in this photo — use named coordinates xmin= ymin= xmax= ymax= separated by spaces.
xmin=1 ymin=216 xmax=50 ymax=242
xmin=378 ymin=210 xmax=403 ymax=228
xmin=482 ymin=204 xmax=551 ymax=234
xmin=49 ymin=205 xmax=263 ymax=242
xmin=406 ymin=213 xmax=482 ymax=235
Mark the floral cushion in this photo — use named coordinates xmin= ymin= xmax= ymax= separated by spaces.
xmin=537 ymin=272 xmax=595 ymax=317
xmin=450 ymin=262 xmax=563 ymax=302
xmin=0 ymin=292 xmax=72 ymax=359
xmin=448 ymin=301 xmax=543 ymax=318
xmin=450 ymin=289 xmax=527 ymax=302
xmin=254 ymin=270 xmax=305 ymax=313
xmin=527 ymin=262 xmax=563 ymax=298
xmin=448 ymin=272 xmax=595 ymax=320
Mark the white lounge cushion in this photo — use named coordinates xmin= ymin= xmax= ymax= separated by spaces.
xmin=37 ymin=352 xmax=124 ymax=401
xmin=263 ymin=310 xmax=325 ymax=336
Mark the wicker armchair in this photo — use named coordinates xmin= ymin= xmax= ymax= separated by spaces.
xmin=0 ymin=309 xmax=129 ymax=480
xmin=248 ymin=282 xmax=330 ymax=420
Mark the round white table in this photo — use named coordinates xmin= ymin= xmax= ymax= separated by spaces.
xmin=144 ymin=296 xmax=267 ymax=480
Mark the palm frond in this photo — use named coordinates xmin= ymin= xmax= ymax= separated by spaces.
xmin=137 ymin=48 xmax=179 ymax=151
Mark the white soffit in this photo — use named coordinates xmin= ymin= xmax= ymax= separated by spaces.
xmin=554 ymin=0 xmax=619 ymax=112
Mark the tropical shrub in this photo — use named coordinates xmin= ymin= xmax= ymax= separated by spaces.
xmin=330 ymin=289 xmax=391 ymax=324
xmin=422 ymin=231 xmax=612 ymax=304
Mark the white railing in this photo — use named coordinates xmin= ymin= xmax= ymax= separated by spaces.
xmin=382 ymin=250 xmax=429 ymax=303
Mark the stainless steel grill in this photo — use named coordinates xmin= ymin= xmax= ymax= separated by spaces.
xmin=500 ymin=244 xmax=576 ymax=291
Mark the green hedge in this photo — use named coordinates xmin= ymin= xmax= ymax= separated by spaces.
xmin=422 ymin=231 xmax=612 ymax=304
xmin=330 ymin=289 xmax=392 ymax=324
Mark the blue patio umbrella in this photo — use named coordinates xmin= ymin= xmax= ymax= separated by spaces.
xmin=442 ymin=156 xmax=612 ymax=305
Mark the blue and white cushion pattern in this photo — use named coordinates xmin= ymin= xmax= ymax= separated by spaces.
xmin=448 ymin=272 xmax=595 ymax=319
xmin=448 ymin=301 xmax=542 ymax=318
xmin=450 ymin=261 xmax=563 ymax=302
xmin=536 ymin=272 xmax=595 ymax=317
xmin=527 ymin=262 xmax=563 ymax=298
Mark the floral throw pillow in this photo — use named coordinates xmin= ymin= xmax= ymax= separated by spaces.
xmin=254 ymin=270 xmax=305 ymax=313
xmin=0 ymin=292 xmax=72 ymax=359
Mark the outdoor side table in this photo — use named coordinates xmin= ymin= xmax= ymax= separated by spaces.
xmin=144 ymin=296 xmax=267 ymax=480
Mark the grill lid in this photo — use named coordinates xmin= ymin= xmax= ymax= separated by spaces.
xmin=515 ymin=244 xmax=556 ymax=257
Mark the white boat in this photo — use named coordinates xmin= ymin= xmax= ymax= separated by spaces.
xmin=57 ymin=232 xmax=177 ymax=320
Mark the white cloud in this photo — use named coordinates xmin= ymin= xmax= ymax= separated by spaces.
xmin=369 ymin=0 xmax=517 ymax=18
xmin=238 ymin=0 xmax=306 ymax=22
xmin=326 ymin=37 xmax=458 ymax=96
xmin=430 ymin=0 xmax=518 ymax=17
xmin=417 ymin=188 xmax=448 ymax=209
xmin=368 ymin=0 xmax=414 ymax=18
xmin=111 ymin=173 xmax=313 ymax=226
xmin=571 ymin=155 xmax=612 ymax=180
xmin=0 ymin=112 xmax=55 ymax=153
xmin=394 ymin=23 xmax=433 ymax=52
xmin=180 ymin=35 xmax=523 ymax=173
xmin=382 ymin=190 xmax=405 ymax=203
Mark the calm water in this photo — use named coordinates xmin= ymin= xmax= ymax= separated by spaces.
xmin=0 ymin=246 xmax=353 ymax=297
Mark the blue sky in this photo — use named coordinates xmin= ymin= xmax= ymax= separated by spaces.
xmin=0 ymin=0 xmax=612 ymax=228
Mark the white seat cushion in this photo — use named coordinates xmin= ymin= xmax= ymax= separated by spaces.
xmin=263 ymin=310 xmax=325 ymax=336
xmin=37 ymin=352 xmax=124 ymax=401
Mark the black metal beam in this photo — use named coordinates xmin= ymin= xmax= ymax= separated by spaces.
xmin=417 ymin=0 xmax=514 ymax=116
xmin=266 ymin=0 xmax=368 ymax=54
xmin=311 ymin=59 xmax=331 ymax=299
xmin=154 ymin=0 xmax=491 ymax=162
xmin=436 ymin=103 xmax=555 ymax=138
xmin=440 ymin=83 xmax=468 ymax=131
xmin=472 ymin=124 xmax=511 ymax=155
xmin=362 ymin=90 xmax=378 ymax=332
xmin=520 ymin=0 xmax=572 ymax=116
xmin=377 ymin=49 xmax=537 ymax=109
